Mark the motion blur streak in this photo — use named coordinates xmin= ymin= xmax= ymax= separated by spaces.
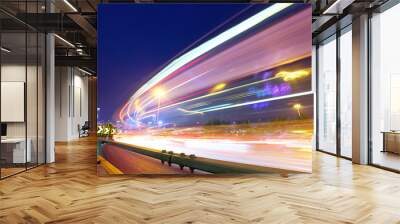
xmin=111 ymin=4 xmax=313 ymax=173
xmin=129 ymin=3 xmax=293 ymax=103
xmin=119 ymin=7 xmax=311 ymax=122
xmin=195 ymin=91 xmax=313 ymax=113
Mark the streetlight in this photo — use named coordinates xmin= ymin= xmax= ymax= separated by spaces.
xmin=293 ymin=103 xmax=302 ymax=118
xmin=153 ymin=87 xmax=166 ymax=99
xmin=152 ymin=87 xmax=166 ymax=127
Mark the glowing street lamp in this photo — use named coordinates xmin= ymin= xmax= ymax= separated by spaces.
xmin=153 ymin=87 xmax=166 ymax=99
xmin=293 ymin=103 xmax=302 ymax=118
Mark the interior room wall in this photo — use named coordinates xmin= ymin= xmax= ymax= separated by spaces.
xmin=55 ymin=67 xmax=89 ymax=141
xmin=1 ymin=64 xmax=38 ymax=138
xmin=55 ymin=66 xmax=70 ymax=141
xmin=70 ymin=72 xmax=89 ymax=138
xmin=1 ymin=63 xmax=43 ymax=164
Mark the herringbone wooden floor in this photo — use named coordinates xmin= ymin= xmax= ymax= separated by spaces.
xmin=1 ymin=137 xmax=400 ymax=224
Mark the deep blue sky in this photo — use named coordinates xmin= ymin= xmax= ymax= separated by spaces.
xmin=98 ymin=4 xmax=271 ymax=122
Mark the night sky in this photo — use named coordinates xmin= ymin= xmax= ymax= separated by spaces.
xmin=97 ymin=4 xmax=273 ymax=122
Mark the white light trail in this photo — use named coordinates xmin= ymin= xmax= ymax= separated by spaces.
xmin=195 ymin=91 xmax=314 ymax=113
xmin=130 ymin=3 xmax=293 ymax=101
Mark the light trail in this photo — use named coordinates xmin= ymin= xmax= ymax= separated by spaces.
xmin=194 ymin=91 xmax=313 ymax=113
xmin=114 ymin=122 xmax=313 ymax=173
xmin=134 ymin=67 xmax=310 ymax=119
xmin=136 ymin=70 xmax=213 ymax=114
xmin=177 ymin=108 xmax=204 ymax=115
xmin=108 ymin=4 xmax=313 ymax=173
xmin=135 ymin=74 xmax=289 ymax=119
xmin=118 ymin=7 xmax=311 ymax=123
xmin=130 ymin=3 xmax=293 ymax=102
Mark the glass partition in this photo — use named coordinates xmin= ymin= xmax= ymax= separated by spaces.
xmin=339 ymin=27 xmax=352 ymax=158
xmin=27 ymin=30 xmax=38 ymax=169
xmin=38 ymin=32 xmax=45 ymax=165
xmin=0 ymin=1 xmax=46 ymax=179
xmin=370 ymin=4 xmax=400 ymax=171
xmin=1 ymin=30 xmax=28 ymax=177
xmin=317 ymin=35 xmax=337 ymax=154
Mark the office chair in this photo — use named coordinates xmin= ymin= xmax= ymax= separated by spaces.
xmin=79 ymin=121 xmax=90 ymax=138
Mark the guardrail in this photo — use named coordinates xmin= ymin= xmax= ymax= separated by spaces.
xmin=98 ymin=139 xmax=298 ymax=174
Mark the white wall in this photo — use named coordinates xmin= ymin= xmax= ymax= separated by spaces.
xmin=71 ymin=73 xmax=89 ymax=138
xmin=54 ymin=67 xmax=89 ymax=141
xmin=1 ymin=82 xmax=25 ymax=122
xmin=1 ymin=64 xmax=40 ymax=138
xmin=55 ymin=67 xmax=69 ymax=141
xmin=1 ymin=65 xmax=25 ymax=138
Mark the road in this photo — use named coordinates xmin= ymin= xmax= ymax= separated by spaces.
xmin=102 ymin=144 xmax=196 ymax=174
xmin=113 ymin=119 xmax=313 ymax=173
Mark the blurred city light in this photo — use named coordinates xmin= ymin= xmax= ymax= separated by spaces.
xmin=293 ymin=103 xmax=302 ymax=117
xmin=134 ymin=100 xmax=142 ymax=112
xmin=212 ymin=83 xmax=227 ymax=92
xmin=276 ymin=69 xmax=310 ymax=81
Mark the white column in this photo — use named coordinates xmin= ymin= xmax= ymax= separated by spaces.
xmin=45 ymin=0 xmax=56 ymax=163
xmin=46 ymin=32 xmax=55 ymax=163
xmin=352 ymin=14 xmax=369 ymax=164
xmin=54 ymin=67 xmax=73 ymax=141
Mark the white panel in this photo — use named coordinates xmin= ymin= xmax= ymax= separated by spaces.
xmin=1 ymin=82 xmax=25 ymax=122
xmin=75 ymin=87 xmax=81 ymax=118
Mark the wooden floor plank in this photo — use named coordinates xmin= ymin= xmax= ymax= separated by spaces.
xmin=0 ymin=136 xmax=399 ymax=223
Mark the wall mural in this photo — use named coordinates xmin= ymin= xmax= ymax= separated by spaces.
xmin=97 ymin=3 xmax=313 ymax=175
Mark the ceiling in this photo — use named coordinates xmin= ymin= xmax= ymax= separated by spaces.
xmin=0 ymin=0 xmax=392 ymax=74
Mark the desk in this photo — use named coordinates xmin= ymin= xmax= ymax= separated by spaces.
xmin=382 ymin=131 xmax=400 ymax=154
xmin=1 ymin=138 xmax=31 ymax=164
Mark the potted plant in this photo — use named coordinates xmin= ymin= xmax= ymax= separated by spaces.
xmin=97 ymin=122 xmax=117 ymax=141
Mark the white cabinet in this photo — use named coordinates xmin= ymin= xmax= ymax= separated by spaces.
xmin=1 ymin=138 xmax=31 ymax=163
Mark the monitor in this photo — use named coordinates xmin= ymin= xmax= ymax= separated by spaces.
xmin=1 ymin=123 xmax=7 ymax=137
